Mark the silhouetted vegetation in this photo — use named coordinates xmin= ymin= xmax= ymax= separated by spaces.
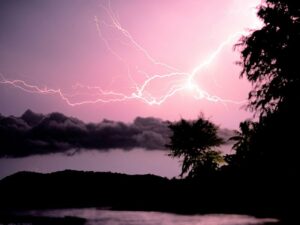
xmin=236 ymin=0 xmax=300 ymax=116
xmin=223 ymin=0 xmax=300 ymax=223
xmin=166 ymin=1 xmax=299 ymax=223
xmin=224 ymin=120 xmax=258 ymax=171
xmin=167 ymin=115 xmax=224 ymax=178
xmin=226 ymin=0 xmax=300 ymax=175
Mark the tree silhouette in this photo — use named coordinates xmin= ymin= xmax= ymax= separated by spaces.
xmin=236 ymin=0 xmax=300 ymax=116
xmin=225 ymin=120 xmax=257 ymax=169
xmin=230 ymin=120 xmax=256 ymax=151
xmin=167 ymin=115 xmax=224 ymax=178
xmin=231 ymin=0 xmax=300 ymax=175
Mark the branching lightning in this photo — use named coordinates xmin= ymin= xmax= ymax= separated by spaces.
xmin=0 ymin=2 xmax=261 ymax=107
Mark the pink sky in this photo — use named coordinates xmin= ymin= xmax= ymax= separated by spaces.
xmin=0 ymin=0 xmax=262 ymax=129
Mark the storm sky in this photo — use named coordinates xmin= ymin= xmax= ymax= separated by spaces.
xmin=0 ymin=0 xmax=261 ymax=178
xmin=0 ymin=0 xmax=261 ymax=129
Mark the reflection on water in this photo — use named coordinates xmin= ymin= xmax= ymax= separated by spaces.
xmin=23 ymin=208 xmax=278 ymax=225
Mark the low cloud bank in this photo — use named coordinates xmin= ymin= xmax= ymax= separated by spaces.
xmin=0 ymin=110 xmax=234 ymax=157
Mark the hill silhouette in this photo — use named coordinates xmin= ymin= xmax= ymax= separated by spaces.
xmin=0 ymin=170 xmax=291 ymax=222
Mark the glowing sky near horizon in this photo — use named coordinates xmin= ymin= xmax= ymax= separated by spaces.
xmin=0 ymin=0 xmax=262 ymax=128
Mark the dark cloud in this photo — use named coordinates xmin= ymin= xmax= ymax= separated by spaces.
xmin=0 ymin=110 xmax=171 ymax=157
xmin=0 ymin=110 xmax=234 ymax=157
xmin=21 ymin=109 xmax=44 ymax=126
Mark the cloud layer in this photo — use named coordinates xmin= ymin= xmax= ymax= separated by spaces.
xmin=0 ymin=110 xmax=172 ymax=157
xmin=0 ymin=110 xmax=234 ymax=157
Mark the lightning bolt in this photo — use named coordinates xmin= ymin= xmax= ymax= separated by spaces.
xmin=0 ymin=2 xmax=261 ymax=107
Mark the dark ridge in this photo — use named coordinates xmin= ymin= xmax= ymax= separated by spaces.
xmin=0 ymin=170 xmax=292 ymax=224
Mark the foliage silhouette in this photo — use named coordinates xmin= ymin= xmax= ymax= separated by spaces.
xmin=225 ymin=120 xmax=257 ymax=170
xmin=228 ymin=0 xmax=300 ymax=176
xmin=236 ymin=0 xmax=300 ymax=116
xmin=223 ymin=3 xmax=300 ymax=221
xmin=167 ymin=115 xmax=224 ymax=178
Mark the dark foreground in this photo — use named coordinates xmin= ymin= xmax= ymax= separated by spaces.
xmin=0 ymin=170 xmax=296 ymax=224
xmin=0 ymin=213 xmax=86 ymax=225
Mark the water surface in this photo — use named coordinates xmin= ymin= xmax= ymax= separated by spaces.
xmin=23 ymin=208 xmax=278 ymax=225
